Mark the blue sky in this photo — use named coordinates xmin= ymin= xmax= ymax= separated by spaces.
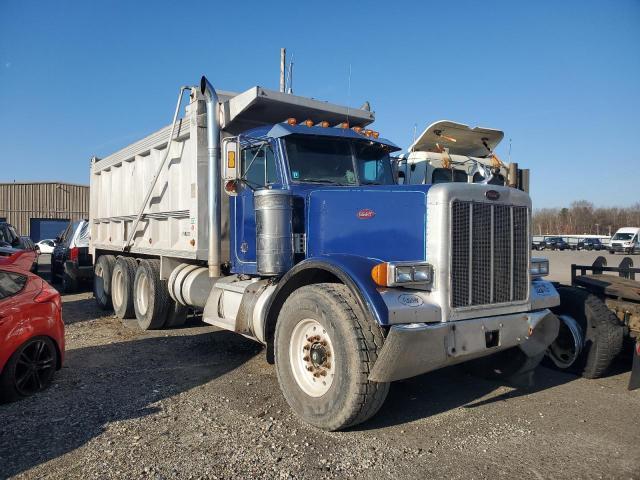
xmin=1 ymin=0 xmax=638 ymax=208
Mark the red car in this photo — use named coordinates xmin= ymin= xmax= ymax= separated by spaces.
xmin=0 ymin=246 xmax=38 ymax=273
xmin=0 ymin=264 xmax=64 ymax=402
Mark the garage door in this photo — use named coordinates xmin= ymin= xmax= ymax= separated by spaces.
xmin=30 ymin=218 xmax=70 ymax=242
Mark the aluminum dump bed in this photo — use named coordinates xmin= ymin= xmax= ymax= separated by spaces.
xmin=89 ymin=86 xmax=374 ymax=261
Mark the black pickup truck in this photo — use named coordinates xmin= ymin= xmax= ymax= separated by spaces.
xmin=51 ymin=220 xmax=93 ymax=293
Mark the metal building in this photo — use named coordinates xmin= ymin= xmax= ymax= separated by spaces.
xmin=0 ymin=182 xmax=89 ymax=241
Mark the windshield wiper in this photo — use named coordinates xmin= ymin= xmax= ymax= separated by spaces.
xmin=299 ymin=178 xmax=347 ymax=185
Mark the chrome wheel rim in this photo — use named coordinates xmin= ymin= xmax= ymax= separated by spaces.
xmin=289 ymin=318 xmax=335 ymax=397
xmin=547 ymin=314 xmax=584 ymax=368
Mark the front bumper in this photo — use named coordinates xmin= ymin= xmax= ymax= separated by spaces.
xmin=369 ymin=309 xmax=559 ymax=382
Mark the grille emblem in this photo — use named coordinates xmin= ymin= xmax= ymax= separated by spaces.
xmin=357 ymin=208 xmax=375 ymax=219
xmin=485 ymin=190 xmax=500 ymax=201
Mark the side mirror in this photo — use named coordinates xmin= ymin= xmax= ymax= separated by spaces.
xmin=222 ymin=137 xmax=240 ymax=183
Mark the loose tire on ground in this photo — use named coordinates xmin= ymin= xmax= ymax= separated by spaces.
xmin=274 ymin=283 xmax=389 ymax=431
xmin=111 ymin=256 xmax=138 ymax=319
xmin=133 ymin=259 xmax=171 ymax=330
xmin=94 ymin=255 xmax=116 ymax=310
xmin=546 ymin=286 xmax=624 ymax=378
xmin=0 ymin=336 xmax=58 ymax=403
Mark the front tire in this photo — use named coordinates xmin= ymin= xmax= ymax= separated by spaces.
xmin=0 ymin=336 xmax=58 ymax=403
xmin=274 ymin=283 xmax=389 ymax=431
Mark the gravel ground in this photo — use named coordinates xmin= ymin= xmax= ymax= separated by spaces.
xmin=0 ymin=255 xmax=639 ymax=479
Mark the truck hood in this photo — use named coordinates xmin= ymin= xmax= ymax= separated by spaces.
xmin=408 ymin=120 xmax=504 ymax=157
xmin=305 ymin=185 xmax=430 ymax=262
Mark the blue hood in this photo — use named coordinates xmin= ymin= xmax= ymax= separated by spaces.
xmin=304 ymin=184 xmax=431 ymax=262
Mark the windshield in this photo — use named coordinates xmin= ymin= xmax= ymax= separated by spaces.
xmin=285 ymin=135 xmax=394 ymax=186
xmin=612 ymin=233 xmax=634 ymax=241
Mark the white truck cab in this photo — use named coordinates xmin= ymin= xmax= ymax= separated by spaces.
xmin=397 ymin=120 xmax=523 ymax=189
xmin=609 ymin=227 xmax=640 ymax=254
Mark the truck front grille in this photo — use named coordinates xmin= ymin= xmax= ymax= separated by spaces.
xmin=451 ymin=201 xmax=529 ymax=309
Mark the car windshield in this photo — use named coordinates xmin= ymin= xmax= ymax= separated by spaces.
xmin=612 ymin=233 xmax=634 ymax=241
xmin=285 ymin=135 xmax=394 ymax=186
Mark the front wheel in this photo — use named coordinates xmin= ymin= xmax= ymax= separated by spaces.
xmin=0 ymin=336 xmax=58 ymax=403
xmin=274 ymin=283 xmax=389 ymax=431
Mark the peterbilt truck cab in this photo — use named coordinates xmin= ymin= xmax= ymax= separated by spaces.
xmin=90 ymin=78 xmax=559 ymax=431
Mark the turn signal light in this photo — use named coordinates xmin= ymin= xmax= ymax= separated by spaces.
xmin=371 ymin=263 xmax=388 ymax=287
xmin=364 ymin=129 xmax=373 ymax=137
xmin=352 ymin=126 xmax=363 ymax=134
xmin=319 ymin=120 xmax=330 ymax=128
xmin=339 ymin=121 xmax=349 ymax=129
xmin=304 ymin=119 xmax=314 ymax=127
xmin=287 ymin=117 xmax=297 ymax=125
xmin=372 ymin=131 xmax=379 ymax=139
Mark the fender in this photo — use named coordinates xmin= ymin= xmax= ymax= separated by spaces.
xmin=262 ymin=254 xmax=390 ymax=361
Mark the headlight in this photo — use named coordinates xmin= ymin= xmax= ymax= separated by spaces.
xmin=530 ymin=258 xmax=549 ymax=277
xmin=372 ymin=261 xmax=434 ymax=289
xmin=395 ymin=266 xmax=413 ymax=283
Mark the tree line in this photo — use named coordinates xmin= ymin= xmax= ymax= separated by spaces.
xmin=532 ymin=201 xmax=640 ymax=237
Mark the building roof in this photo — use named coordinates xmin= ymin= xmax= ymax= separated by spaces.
xmin=0 ymin=181 xmax=89 ymax=188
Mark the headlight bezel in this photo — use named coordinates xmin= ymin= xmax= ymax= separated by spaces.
xmin=372 ymin=261 xmax=435 ymax=289
xmin=530 ymin=257 xmax=550 ymax=278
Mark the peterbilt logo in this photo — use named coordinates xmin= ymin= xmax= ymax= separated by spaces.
xmin=357 ymin=208 xmax=376 ymax=219
xmin=485 ymin=190 xmax=500 ymax=201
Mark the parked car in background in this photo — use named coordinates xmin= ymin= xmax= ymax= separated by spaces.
xmin=0 ymin=264 xmax=64 ymax=402
xmin=543 ymin=236 xmax=569 ymax=251
xmin=35 ymin=239 xmax=56 ymax=254
xmin=0 ymin=222 xmax=21 ymax=249
xmin=609 ymin=227 xmax=640 ymax=254
xmin=577 ymin=238 xmax=604 ymax=251
xmin=51 ymin=220 xmax=92 ymax=293
xmin=0 ymin=247 xmax=38 ymax=272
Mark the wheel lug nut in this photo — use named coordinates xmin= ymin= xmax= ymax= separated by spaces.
xmin=303 ymin=356 xmax=310 ymax=362
xmin=303 ymin=345 xmax=310 ymax=350
xmin=320 ymin=370 xmax=327 ymax=376
xmin=306 ymin=366 xmax=313 ymax=372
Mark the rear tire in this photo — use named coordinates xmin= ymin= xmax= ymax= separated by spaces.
xmin=163 ymin=303 xmax=189 ymax=328
xmin=133 ymin=259 xmax=170 ymax=330
xmin=111 ymin=256 xmax=138 ymax=319
xmin=62 ymin=271 xmax=78 ymax=294
xmin=274 ymin=283 xmax=389 ymax=431
xmin=94 ymin=255 xmax=116 ymax=310
xmin=546 ymin=286 xmax=624 ymax=378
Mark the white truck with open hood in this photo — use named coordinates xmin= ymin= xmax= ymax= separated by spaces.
xmin=397 ymin=120 xmax=529 ymax=192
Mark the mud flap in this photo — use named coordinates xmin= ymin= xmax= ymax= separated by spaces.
xmin=629 ymin=341 xmax=640 ymax=391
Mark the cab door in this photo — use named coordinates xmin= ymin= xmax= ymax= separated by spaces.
xmin=232 ymin=141 xmax=280 ymax=273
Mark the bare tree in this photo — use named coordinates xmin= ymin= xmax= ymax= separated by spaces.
xmin=533 ymin=201 xmax=640 ymax=235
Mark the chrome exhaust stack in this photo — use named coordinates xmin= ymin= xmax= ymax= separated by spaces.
xmin=200 ymin=76 xmax=221 ymax=278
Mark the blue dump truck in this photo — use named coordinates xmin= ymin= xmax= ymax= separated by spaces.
xmin=89 ymin=76 xmax=560 ymax=430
